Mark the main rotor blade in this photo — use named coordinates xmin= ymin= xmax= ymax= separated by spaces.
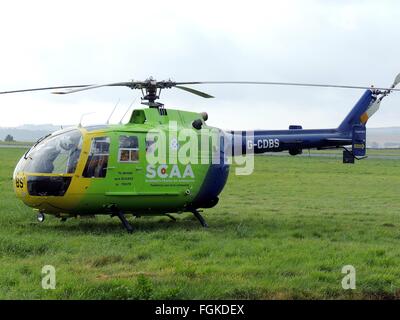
xmin=175 ymin=85 xmax=214 ymax=98
xmin=52 ymin=82 xmax=136 ymax=94
xmin=0 ymin=85 xmax=90 ymax=95
xmin=3 ymin=77 xmax=400 ymax=97
xmin=179 ymin=81 xmax=400 ymax=92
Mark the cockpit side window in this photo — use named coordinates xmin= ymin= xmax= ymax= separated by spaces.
xmin=82 ymin=137 xmax=110 ymax=178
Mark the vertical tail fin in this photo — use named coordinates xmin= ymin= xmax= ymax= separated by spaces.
xmin=338 ymin=90 xmax=377 ymax=132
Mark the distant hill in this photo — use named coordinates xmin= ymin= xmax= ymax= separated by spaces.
xmin=0 ymin=124 xmax=67 ymax=142
xmin=367 ymin=127 xmax=400 ymax=148
xmin=0 ymin=124 xmax=399 ymax=147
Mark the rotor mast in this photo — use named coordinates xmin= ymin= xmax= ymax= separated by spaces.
xmin=138 ymin=77 xmax=174 ymax=109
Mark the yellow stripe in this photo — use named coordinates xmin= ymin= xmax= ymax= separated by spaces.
xmin=360 ymin=112 xmax=369 ymax=124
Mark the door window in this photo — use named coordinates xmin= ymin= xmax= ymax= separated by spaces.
xmin=83 ymin=137 xmax=110 ymax=178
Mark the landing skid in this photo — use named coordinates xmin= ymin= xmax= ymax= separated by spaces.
xmin=110 ymin=210 xmax=207 ymax=232
xmin=192 ymin=210 xmax=208 ymax=228
xmin=165 ymin=214 xmax=176 ymax=221
xmin=116 ymin=211 xmax=133 ymax=234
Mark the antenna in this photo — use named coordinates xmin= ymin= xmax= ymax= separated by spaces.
xmin=119 ymin=97 xmax=137 ymax=124
xmin=78 ymin=112 xmax=95 ymax=127
xmin=106 ymin=99 xmax=120 ymax=124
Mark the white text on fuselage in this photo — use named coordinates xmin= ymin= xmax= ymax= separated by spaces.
xmin=247 ymin=138 xmax=280 ymax=150
xmin=146 ymin=164 xmax=195 ymax=180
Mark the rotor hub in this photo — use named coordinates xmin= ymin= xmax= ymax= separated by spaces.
xmin=136 ymin=78 xmax=176 ymax=108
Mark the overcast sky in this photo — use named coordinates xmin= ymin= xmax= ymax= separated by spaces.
xmin=0 ymin=0 xmax=399 ymax=130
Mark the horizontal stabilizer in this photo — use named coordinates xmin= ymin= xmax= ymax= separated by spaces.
xmin=324 ymin=138 xmax=352 ymax=144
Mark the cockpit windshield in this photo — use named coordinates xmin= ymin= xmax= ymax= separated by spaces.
xmin=19 ymin=129 xmax=83 ymax=174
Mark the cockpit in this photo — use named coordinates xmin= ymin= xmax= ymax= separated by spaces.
xmin=16 ymin=129 xmax=83 ymax=174
xmin=14 ymin=129 xmax=83 ymax=197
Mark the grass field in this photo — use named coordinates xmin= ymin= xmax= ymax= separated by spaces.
xmin=0 ymin=141 xmax=33 ymax=147
xmin=0 ymin=147 xmax=400 ymax=299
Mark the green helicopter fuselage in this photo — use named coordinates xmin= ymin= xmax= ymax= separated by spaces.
xmin=13 ymin=108 xmax=230 ymax=218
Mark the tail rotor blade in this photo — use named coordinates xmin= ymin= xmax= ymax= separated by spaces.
xmin=391 ymin=73 xmax=400 ymax=89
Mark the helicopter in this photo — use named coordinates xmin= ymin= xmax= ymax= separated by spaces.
xmin=2 ymin=74 xmax=400 ymax=233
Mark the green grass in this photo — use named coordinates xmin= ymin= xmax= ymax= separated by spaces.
xmin=0 ymin=147 xmax=400 ymax=299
